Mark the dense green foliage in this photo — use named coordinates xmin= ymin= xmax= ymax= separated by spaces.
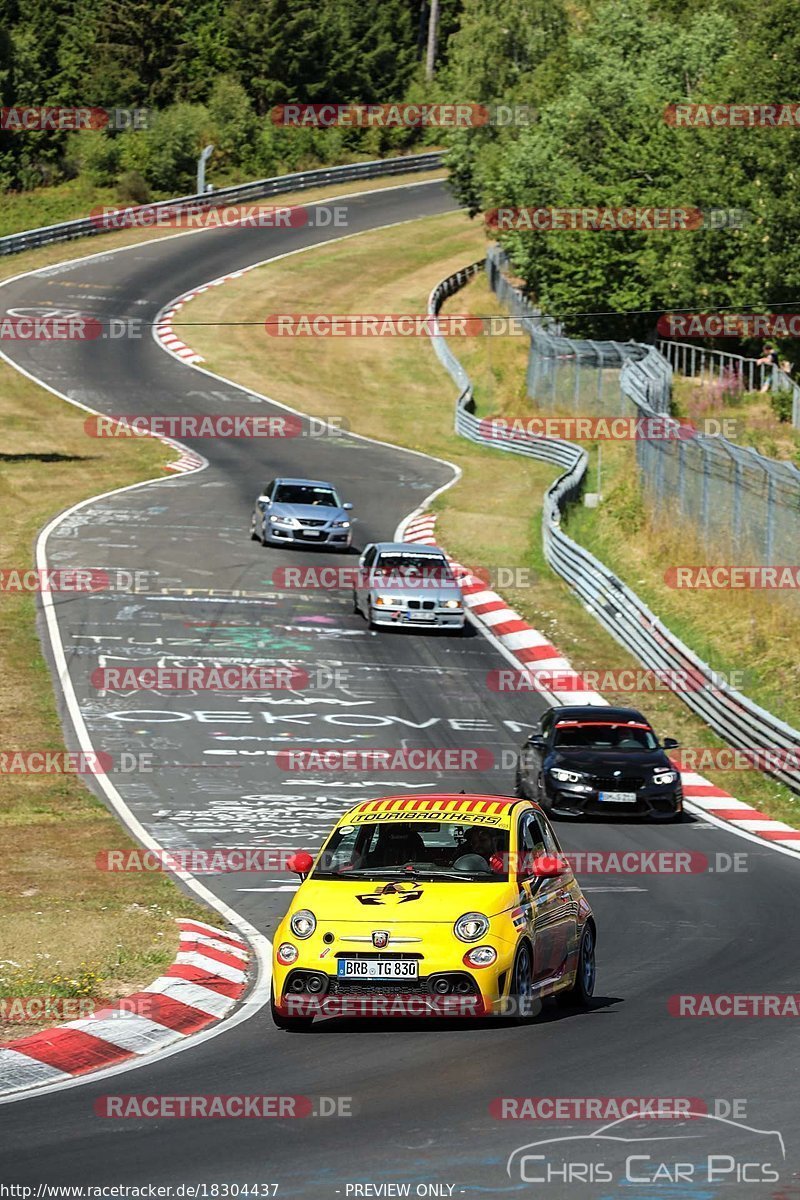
xmin=0 ymin=0 xmax=461 ymax=196
xmin=1 ymin=0 xmax=798 ymax=350
xmin=439 ymin=0 xmax=800 ymax=342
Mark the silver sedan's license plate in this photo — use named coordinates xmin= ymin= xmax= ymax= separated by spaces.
xmin=302 ymin=530 xmax=322 ymax=537
xmin=337 ymin=958 xmax=418 ymax=979
xmin=406 ymin=611 xmax=436 ymax=622
xmin=598 ymin=791 xmax=638 ymax=803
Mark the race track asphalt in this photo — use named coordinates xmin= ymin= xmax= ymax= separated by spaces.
xmin=0 ymin=179 xmax=798 ymax=1198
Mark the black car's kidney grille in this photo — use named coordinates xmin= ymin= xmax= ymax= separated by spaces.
xmin=591 ymin=775 xmax=646 ymax=791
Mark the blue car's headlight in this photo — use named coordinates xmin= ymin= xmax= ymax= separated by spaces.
xmin=331 ymin=520 xmax=350 ymax=529
xmin=270 ymin=514 xmax=298 ymax=527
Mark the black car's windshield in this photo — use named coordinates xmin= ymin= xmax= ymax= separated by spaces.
xmin=273 ymin=485 xmax=338 ymax=506
xmin=313 ymin=820 xmax=510 ymax=881
xmin=553 ymin=720 xmax=658 ymax=751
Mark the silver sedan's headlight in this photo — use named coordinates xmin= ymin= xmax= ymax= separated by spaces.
xmin=454 ymin=912 xmax=490 ymax=943
xmin=442 ymin=598 xmax=463 ymax=609
xmin=270 ymin=514 xmax=298 ymax=527
xmin=331 ymin=520 xmax=350 ymax=528
xmin=290 ymin=910 xmax=316 ymax=939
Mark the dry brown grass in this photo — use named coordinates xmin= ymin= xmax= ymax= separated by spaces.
xmin=0 ymin=343 xmax=214 ymax=1043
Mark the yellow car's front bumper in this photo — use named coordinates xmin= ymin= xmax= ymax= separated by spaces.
xmin=272 ymin=930 xmax=520 ymax=1020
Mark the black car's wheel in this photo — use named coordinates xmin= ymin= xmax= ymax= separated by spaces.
xmin=271 ymin=988 xmax=313 ymax=1032
xmin=509 ymin=942 xmax=537 ymax=1023
xmin=558 ymin=923 xmax=596 ymax=1008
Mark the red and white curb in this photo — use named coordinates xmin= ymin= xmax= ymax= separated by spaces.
xmin=0 ymin=919 xmax=251 ymax=1096
xmin=402 ymin=512 xmax=800 ymax=852
xmin=155 ymin=271 xmax=252 ymax=367
xmin=162 ymin=436 xmax=206 ymax=475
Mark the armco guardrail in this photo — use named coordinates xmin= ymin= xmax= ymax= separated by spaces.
xmin=0 ymin=152 xmax=443 ymax=258
xmin=428 ymin=262 xmax=800 ymax=795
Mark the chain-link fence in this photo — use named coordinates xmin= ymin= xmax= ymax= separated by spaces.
xmin=487 ymin=246 xmax=800 ymax=566
xmin=430 ymin=259 xmax=800 ymax=796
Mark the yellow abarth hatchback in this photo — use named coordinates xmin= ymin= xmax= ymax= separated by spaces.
xmin=271 ymin=793 xmax=596 ymax=1030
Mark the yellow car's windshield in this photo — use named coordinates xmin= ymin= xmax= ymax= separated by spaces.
xmin=313 ymin=819 xmax=511 ymax=881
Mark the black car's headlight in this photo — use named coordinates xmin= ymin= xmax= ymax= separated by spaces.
xmin=652 ymin=769 xmax=678 ymax=786
xmin=550 ymin=767 xmax=586 ymax=784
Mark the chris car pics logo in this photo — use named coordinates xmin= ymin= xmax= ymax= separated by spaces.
xmin=506 ymin=1112 xmax=785 ymax=1189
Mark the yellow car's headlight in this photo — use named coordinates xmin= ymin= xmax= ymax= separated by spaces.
xmin=290 ymin=909 xmax=316 ymax=939
xmin=454 ymin=912 xmax=490 ymax=942
xmin=463 ymin=946 xmax=497 ymax=968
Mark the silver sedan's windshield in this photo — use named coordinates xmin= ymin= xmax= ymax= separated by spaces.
xmin=273 ymin=485 xmax=338 ymax=506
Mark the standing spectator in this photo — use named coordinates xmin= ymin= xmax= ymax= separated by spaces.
xmin=756 ymin=343 xmax=780 ymax=392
